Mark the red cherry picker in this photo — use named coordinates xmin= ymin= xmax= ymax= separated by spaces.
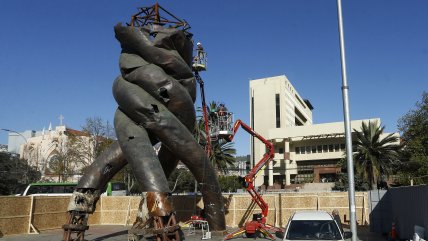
xmin=194 ymin=42 xmax=283 ymax=241
xmin=222 ymin=120 xmax=284 ymax=240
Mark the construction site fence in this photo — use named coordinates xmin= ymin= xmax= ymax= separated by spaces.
xmin=0 ymin=192 xmax=369 ymax=237
xmin=369 ymin=185 xmax=428 ymax=240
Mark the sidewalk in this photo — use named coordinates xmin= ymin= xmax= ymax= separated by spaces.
xmin=0 ymin=225 xmax=386 ymax=241
xmin=355 ymin=226 xmax=388 ymax=241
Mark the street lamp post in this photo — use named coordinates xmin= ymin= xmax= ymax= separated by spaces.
xmin=336 ymin=1 xmax=358 ymax=241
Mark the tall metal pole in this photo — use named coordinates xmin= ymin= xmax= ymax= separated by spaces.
xmin=336 ymin=1 xmax=357 ymax=240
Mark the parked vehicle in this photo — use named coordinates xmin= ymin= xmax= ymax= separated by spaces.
xmin=21 ymin=181 xmax=128 ymax=196
xmin=105 ymin=182 xmax=127 ymax=196
xmin=283 ymin=211 xmax=352 ymax=241
xmin=21 ymin=182 xmax=77 ymax=196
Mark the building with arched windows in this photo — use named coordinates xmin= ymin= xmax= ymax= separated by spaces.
xmin=18 ymin=125 xmax=93 ymax=182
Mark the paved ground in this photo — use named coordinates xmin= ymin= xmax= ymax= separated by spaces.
xmin=0 ymin=225 xmax=386 ymax=241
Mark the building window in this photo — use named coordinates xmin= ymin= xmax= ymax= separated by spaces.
xmin=275 ymin=94 xmax=281 ymax=128
xmin=323 ymin=145 xmax=328 ymax=152
xmin=306 ymin=146 xmax=311 ymax=154
xmin=311 ymin=146 xmax=316 ymax=153
xmin=294 ymin=107 xmax=307 ymax=125
xmin=334 ymin=144 xmax=340 ymax=152
xmin=329 ymin=144 xmax=334 ymax=152
xmin=301 ymin=147 xmax=305 ymax=154
xmin=295 ymin=147 xmax=300 ymax=154
xmin=317 ymin=145 xmax=322 ymax=153
xmin=279 ymin=148 xmax=284 ymax=154
xmin=340 ymin=144 xmax=346 ymax=151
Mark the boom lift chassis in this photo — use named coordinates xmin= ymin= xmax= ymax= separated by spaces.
xmin=223 ymin=120 xmax=283 ymax=240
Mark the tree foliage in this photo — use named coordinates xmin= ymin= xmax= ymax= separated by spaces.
xmin=210 ymin=140 xmax=236 ymax=174
xmin=333 ymin=173 xmax=370 ymax=191
xmin=69 ymin=117 xmax=115 ymax=169
xmin=81 ymin=117 xmax=115 ymax=157
xmin=167 ymin=169 xmax=196 ymax=193
xmin=195 ymin=101 xmax=237 ymax=174
xmin=218 ymin=175 xmax=244 ymax=192
xmin=353 ymin=120 xmax=401 ymax=189
xmin=46 ymin=141 xmax=75 ymax=182
xmin=0 ymin=152 xmax=40 ymax=195
xmin=397 ymin=92 xmax=428 ymax=185
xmin=166 ymin=169 xmax=244 ymax=193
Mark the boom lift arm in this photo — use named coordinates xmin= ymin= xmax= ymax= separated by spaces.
xmin=224 ymin=120 xmax=283 ymax=240
xmin=195 ymin=72 xmax=212 ymax=156
xmin=227 ymin=120 xmax=273 ymax=218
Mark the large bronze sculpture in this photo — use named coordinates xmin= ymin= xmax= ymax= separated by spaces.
xmin=63 ymin=4 xmax=225 ymax=241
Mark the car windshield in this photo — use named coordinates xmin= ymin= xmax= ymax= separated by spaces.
xmin=286 ymin=220 xmax=342 ymax=240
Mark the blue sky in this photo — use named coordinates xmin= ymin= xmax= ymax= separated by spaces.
xmin=1 ymin=0 xmax=427 ymax=155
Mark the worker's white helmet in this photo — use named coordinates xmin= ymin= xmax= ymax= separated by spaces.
xmin=197 ymin=42 xmax=202 ymax=46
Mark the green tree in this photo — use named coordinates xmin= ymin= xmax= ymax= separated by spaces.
xmin=195 ymin=101 xmax=236 ymax=174
xmin=333 ymin=173 xmax=369 ymax=191
xmin=210 ymin=140 xmax=236 ymax=174
xmin=353 ymin=121 xmax=401 ymax=190
xmin=397 ymin=92 xmax=428 ymax=185
xmin=167 ymin=169 xmax=196 ymax=193
xmin=218 ymin=175 xmax=243 ymax=192
xmin=0 ymin=152 xmax=40 ymax=195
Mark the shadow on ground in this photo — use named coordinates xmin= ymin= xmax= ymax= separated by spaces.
xmin=92 ymin=230 xmax=128 ymax=240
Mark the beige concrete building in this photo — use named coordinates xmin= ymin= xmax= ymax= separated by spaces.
xmin=267 ymin=119 xmax=380 ymax=186
xmin=249 ymin=75 xmax=394 ymax=188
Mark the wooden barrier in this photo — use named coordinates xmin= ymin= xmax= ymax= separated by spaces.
xmin=0 ymin=192 xmax=368 ymax=236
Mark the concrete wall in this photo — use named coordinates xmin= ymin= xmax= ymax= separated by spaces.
xmin=0 ymin=192 xmax=368 ymax=237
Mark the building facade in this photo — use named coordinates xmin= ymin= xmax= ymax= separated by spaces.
xmin=7 ymin=130 xmax=38 ymax=154
xmin=18 ymin=125 xmax=94 ymax=182
xmin=249 ymin=75 xmax=397 ymax=188
xmin=267 ymin=119 xmax=383 ymax=186
xmin=249 ymin=75 xmax=313 ymax=186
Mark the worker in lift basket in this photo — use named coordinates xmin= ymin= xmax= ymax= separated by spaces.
xmin=196 ymin=42 xmax=204 ymax=52
xmin=217 ymin=103 xmax=227 ymax=116
xmin=194 ymin=42 xmax=205 ymax=64
xmin=217 ymin=103 xmax=228 ymax=130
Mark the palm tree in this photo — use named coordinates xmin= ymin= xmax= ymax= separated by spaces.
xmin=353 ymin=121 xmax=401 ymax=190
xmin=195 ymin=100 xmax=236 ymax=173
xmin=210 ymin=140 xmax=236 ymax=174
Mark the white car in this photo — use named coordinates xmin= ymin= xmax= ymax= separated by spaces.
xmin=283 ymin=211 xmax=352 ymax=241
